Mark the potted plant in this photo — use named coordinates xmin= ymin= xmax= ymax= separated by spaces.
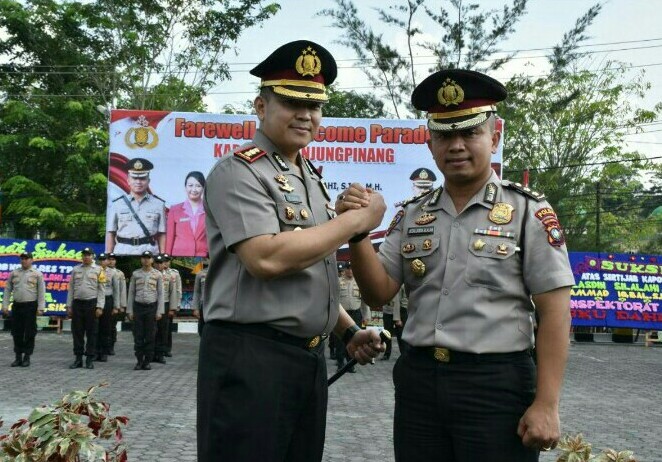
xmin=0 ymin=383 xmax=128 ymax=461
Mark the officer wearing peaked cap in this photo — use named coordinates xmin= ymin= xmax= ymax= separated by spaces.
xmin=2 ymin=251 xmax=45 ymax=367
xmin=107 ymin=252 xmax=127 ymax=355
xmin=409 ymin=167 xmax=437 ymax=195
xmin=127 ymin=251 xmax=164 ymax=370
xmin=95 ymin=252 xmax=120 ymax=362
xmin=339 ymin=69 xmax=575 ymax=460
xmin=67 ymin=247 xmax=106 ymax=370
xmin=106 ymin=157 xmax=166 ymax=256
xmin=198 ymin=40 xmax=386 ymax=462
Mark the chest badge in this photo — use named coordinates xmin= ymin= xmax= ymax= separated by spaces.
xmin=415 ymin=213 xmax=437 ymax=225
xmin=422 ymin=239 xmax=432 ymax=251
xmin=284 ymin=206 xmax=296 ymax=220
xmin=275 ymin=174 xmax=295 ymax=193
xmin=410 ymin=259 xmax=426 ymax=277
xmin=488 ymin=203 xmax=514 ymax=225
xmin=402 ymin=243 xmax=416 ymax=254
xmin=473 ymin=239 xmax=486 ymax=251
xmin=496 ymin=243 xmax=509 ymax=255
xmin=300 ymin=208 xmax=309 ymax=220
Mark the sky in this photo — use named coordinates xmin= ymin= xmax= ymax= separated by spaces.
xmin=202 ymin=0 xmax=662 ymax=161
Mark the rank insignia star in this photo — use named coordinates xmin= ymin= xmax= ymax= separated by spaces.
xmin=473 ymin=239 xmax=486 ymax=251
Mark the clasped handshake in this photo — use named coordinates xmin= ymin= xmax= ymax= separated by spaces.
xmin=335 ymin=183 xmax=387 ymax=238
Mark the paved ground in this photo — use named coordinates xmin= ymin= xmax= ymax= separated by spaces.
xmin=1 ymin=331 xmax=660 ymax=461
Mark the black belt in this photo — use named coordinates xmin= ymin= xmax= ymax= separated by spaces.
xmin=117 ymin=236 xmax=155 ymax=246
xmin=407 ymin=345 xmax=532 ymax=364
xmin=209 ymin=320 xmax=326 ymax=350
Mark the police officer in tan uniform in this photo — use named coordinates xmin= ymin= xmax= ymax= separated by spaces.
xmin=66 ymin=248 xmax=105 ymax=370
xmin=336 ymin=262 xmax=371 ymax=372
xmin=2 ymin=251 xmax=45 ymax=367
xmin=191 ymin=259 xmax=208 ymax=336
xmin=381 ymin=288 xmax=401 ymax=360
xmin=198 ymin=40 xmax=386 ymax=462
xmin=154 ymin=254 xmax=177 ymax=364
xmin=106 ymin=158 xmax=166 ymax=256
xmin=127 ymin=251 xmax=164 ymax=370
xmin=162 ymin=253 xmax=181 ymax=357
xmin=342 ymin=69 xmax=575 ymax=461
xmin=107 ymin=252 xmax=127 ymax=355
xmin=95 ymin=253 xmax=120 ymax=362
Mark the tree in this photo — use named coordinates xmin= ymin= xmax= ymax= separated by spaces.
xmin=323 ymin=86 xmax=387 ymax=118
xmin=0 ymin=0 xmax=280 ymax=241
xmin=319 ymin=0 xmax=528 ymax=116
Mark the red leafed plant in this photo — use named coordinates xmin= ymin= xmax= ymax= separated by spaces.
xmin=0 ymin=383 xmax=128 ymax=461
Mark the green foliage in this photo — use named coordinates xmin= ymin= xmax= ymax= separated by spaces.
xmin=323 ymin=86 xmax=387 ymax=119
xmin=0 ymin=0 xmax=280 ymax=241
xmin=0 ymin=383 xmax=129 ymax=462
xmin=500 ymin=64 xmax=661 ymax=252
xmin=320 ymin=0 xmax=528 ymax=116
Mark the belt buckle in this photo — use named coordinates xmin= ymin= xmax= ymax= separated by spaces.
xmin=433 ymin=347 xmax=450 ymax=362
xmin=131 ymin=237 xmax=140 ymax=246
xmin=307 ymin=336 xmax=321 ymax=349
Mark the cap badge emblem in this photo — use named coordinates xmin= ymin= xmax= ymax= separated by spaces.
xmin=437 ymin=78 xmax=465 ymax=107
xmin=296 ymin=46 xmax=322 ymax=77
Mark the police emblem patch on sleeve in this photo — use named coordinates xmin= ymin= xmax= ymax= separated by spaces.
xmin=535 ymin=207 xmax=565 ymax=247
xmin=387 ymin=210 xmax=405 ymax=236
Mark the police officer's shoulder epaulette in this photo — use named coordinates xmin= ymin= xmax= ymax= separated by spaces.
xmin=502 ymin=180 xmax=545 ymax=201
xmin=234 ymin=145 xmax=266 ymax=163
xmin=112 ymin=195 xmax=124 ymax=203
xmin=394 ymin=188 xmax=435 ymax=208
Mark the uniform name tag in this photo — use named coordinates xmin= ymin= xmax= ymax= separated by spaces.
xmin=179 ymin=217 xmax=190 ymax=222
xmin=408 ymin=226 xmax=434 ymax=236
xmin=284 ymin=193 xmax=302 ymax=204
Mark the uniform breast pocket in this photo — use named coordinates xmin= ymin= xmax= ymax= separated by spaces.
xmin=275 ymin=200 xmax=313 ymax=231
xmin=118 ymin=212 xmax=133 ymax=224
xmin=400 ymin=237 xmax=440 ymax=287
xmin=465 ymin=237 xmax=518 ymax=290
xmin=145 ymin=212 xmax=159 ymax=223
xmin=28 ymin=276 xmax=37 ymax=287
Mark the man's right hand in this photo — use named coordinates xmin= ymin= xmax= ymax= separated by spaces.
xmin=2 ymin=309 xmax=8 ymax=317
xmin=193 ymin=309 xmax=200 ymax=319
xmin=352 ymin=191 xmax=387 ymax=232
xmin=127 ymin=313 xmax=134 ymax=321
xmin=66 ymin=307 xmax=72 ymax=317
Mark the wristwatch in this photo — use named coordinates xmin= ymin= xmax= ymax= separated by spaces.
xmin=348 ymin=232 xmax=368 ymax=243
xmin=342 ymin=324 xmax=361 ymax=346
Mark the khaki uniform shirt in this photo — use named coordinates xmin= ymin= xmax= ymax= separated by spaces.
xmin=399 ymin=285 xmax=408 ymax=311
xmin=204 ymin=129 xmax=339 ymax=337
xmin=167 ymin=267 xmax=182 ymax=310
xmin=339 ymin=276 xmax=371 ymax=322
xmin=159 ymin=269 xmax=178 ymax=309
xmin=379 ymin=171 xmax=575 ymax=353
xmin=66 ymin=264 xmax=105 ymax=308
xmin=2 ymin=267 xmax=46 ymax=310
xmin=192 ymin=268 xmax=207 ymax=311
xmin=113 ymin=268 xmax=128 ymax=309
xmin=101 ymin=267 xmax=120 ymax=309
xmin=107 ymin=193 xmax=165 ymax=255
xmin=127 ymin=268 xmax=164 ymax=315
xmin=382 ymin=290 xmax=401 ymax=321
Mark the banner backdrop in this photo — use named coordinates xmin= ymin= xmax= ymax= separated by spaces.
xmin=107 ymin=110 xmax=504 ymax=256
xmin=0 ymin=239 xmax=104 ymax=316
xmin=569 ymin=252 xmax=662 ymax=329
